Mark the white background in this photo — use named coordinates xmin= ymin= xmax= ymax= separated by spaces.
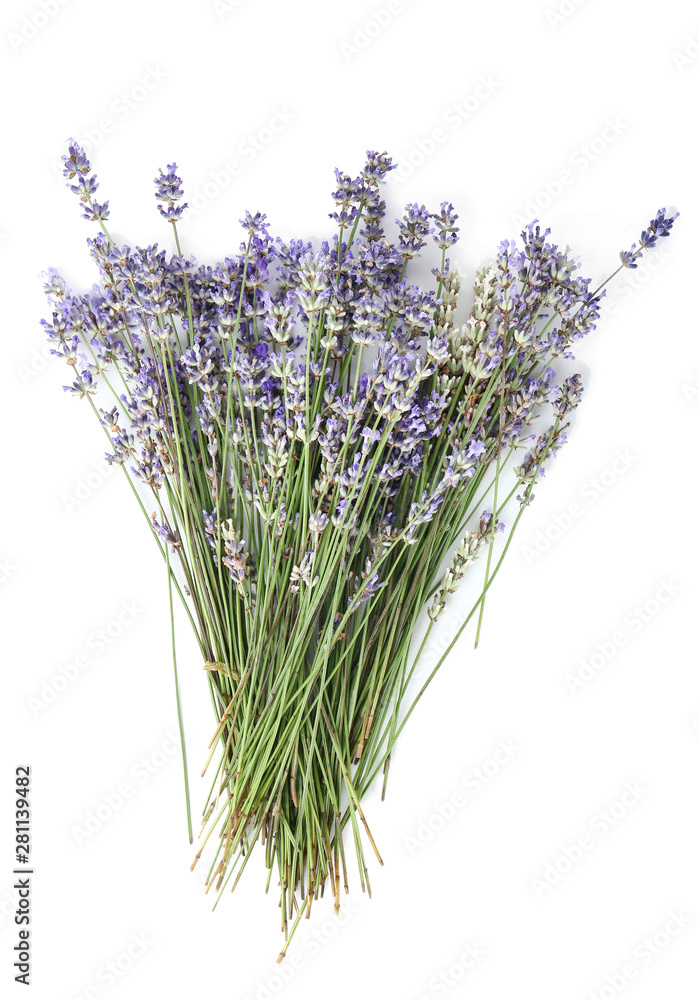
xmin=1 ymin=1 xmax=698 ymax=998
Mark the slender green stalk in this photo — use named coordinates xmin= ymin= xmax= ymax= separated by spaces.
xmin=166 ymin=545 xmax=193 ymax=844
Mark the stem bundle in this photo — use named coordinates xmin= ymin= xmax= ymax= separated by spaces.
xmin=43 ymin=141 xmax=677 ymax=956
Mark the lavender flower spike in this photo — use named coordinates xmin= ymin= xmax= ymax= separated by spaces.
xmin=397 ymin=203 xmax=434 ymax=259
xmin=432 ymin=201 xmax=460 ymax=250
xmin=552 ymin=374 xmax=584 ymax=418
xmin=62 ymin=139 xmax=110 ymax=222
xmin=154 ymin=162 xmax=188 ymax=221
xmin=619 ymin=207 xmax=679 ymax=269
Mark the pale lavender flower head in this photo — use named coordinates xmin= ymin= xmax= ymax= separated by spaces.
xmin=361 ymin=150 xmax=395 ymax=185
xmin=154 ymin=163 xmax=187 ymax=221
xmin=397 ymin=203 xmax=434 ymax=259
xmin=62 ymin=139 xmax=110 ymax=222
xmin=620 ymin=207 xmax=679 ymax=269
xmin=432 ymin=202 xmax=460 ymax=250
xmin=42 ymin=267 xmax=67 ymax=305
xmin=151 ymin=517 xmax=181 ymax=550
xmin=552 ymin=374 xmax=584 ymax=418
xmin=239 ymin=210 xmax=271 ymax=238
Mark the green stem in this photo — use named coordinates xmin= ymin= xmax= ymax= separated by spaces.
xmin=166 ymin=544 xmax=193 ymax=844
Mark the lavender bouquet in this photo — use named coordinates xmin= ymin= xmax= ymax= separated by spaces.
xmin=43 ymin=141 xmax=677 ymax=958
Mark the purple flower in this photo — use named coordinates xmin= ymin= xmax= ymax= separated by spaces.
xmin=62 ymin=368 xmax=97 ymax=398
xmin=640 ymin=207 xmax=679 ymax=249
xmin=396 ymin=203 xmax=434 ymax=259
xmin=432 ymin=202 xmax=460 ymax=250
xmin=62 ymin=140 xmax=91 ymax=181
xmin=620 ymin=207 xmax=679 ymax=268
xmin=151 ymin=517 xmax=181 ymax=549
xmin=154 ymin=163 xmax=187 ymax=221
xmin=239 ymin=210 xmax=271 ymax=239
xmin=43 ymin=148 xmax=680 ymax=696
xmin=62 ymin=139 xmax=110 ymax=222
xmin=42 ymin=267 xmax=68 ymax=305
xmin=552 ymin=374 xmax=584 ymax=418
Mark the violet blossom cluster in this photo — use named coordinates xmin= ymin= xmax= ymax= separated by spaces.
xmin=619 ymin=208 xmax=678 ymax=269
xmin=42 ymin=141 xmax=680 ymax=949
xmin=43 ymin=139 xmax=676 ymax=622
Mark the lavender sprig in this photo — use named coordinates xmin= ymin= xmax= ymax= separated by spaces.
xmin=620 ymin=207 xmax=679 ymax=269
xmin=154 ymin=163 xmax=188 ymax=222
xmin=62 ymin=139 xmax=110 ymax=222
